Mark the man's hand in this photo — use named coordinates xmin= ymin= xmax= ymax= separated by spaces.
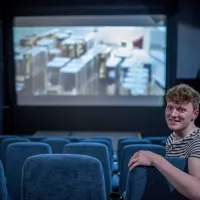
xmin=128 ymin=150 xmax=161 ymax=171
xmin=128 ymin=151 xmax=200 ymax=200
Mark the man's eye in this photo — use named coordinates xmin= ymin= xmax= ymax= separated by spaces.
xmin=178 ymin=108 xmax=185 ymax=112
xmin=168 ymin=106 xmax=173 ymax=110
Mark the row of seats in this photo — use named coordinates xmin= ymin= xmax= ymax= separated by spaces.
xmin=4 ymin=141 xmax=113 ymax=199
xmin=0 ymin=154 xmax=188 ymax=200
xmin=0 ymin=135 xmax=168 ymax=200
xmin=0 ymin=135 xmax=167 ymax=174
xmin=0 ymin=135 xmax=167 ymax=163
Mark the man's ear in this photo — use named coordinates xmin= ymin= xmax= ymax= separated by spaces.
xmin=193 ymin=109 xmax=199 ymax=121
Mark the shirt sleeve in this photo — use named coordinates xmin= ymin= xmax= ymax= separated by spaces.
xmin=189 ymin=135 xmax=200 ymax=158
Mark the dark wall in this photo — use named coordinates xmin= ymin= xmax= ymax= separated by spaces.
xmin=14 ymin=106 xmax=170 ymax=136
xmin=0 ymin=20 xmax=3 ymax=134
xmin=176 ymin=0 xmax=200 ymax=127
xmin=2 ymin=0 xmax=194 ymax=137
xmin=177 ymin=0 xmax=200 ymax=79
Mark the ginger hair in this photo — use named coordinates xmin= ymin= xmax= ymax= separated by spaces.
xmin=166 ymin=84 xmax=200 ymax=110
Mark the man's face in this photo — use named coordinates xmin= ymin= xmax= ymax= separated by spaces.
xmin=165 ymin=101 xmax=199 ymax=132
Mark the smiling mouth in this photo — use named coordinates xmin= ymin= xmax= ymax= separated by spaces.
xmin=169 ymin=119 xmax=180 ymax=123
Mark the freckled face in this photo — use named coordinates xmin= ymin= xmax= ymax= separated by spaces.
xmin=165 ymin=101 xmax=198 ymax=132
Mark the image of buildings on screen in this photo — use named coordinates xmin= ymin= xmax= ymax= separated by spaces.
xmin=14 ymin=26 xmax=166 ymax=96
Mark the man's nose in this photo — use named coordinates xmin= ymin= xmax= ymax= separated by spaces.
xmin=171 ymin=109 xmax=178 ymax=117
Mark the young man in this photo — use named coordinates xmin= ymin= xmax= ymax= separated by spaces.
xmin=128 ymin=84 xmax=200 ymax=200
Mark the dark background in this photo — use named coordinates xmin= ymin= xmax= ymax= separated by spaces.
xmin=0 ymin=0 xmax=200 ymax=136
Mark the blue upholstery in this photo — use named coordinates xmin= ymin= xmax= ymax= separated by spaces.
xmin=117 ymin=137 xmax=139 ymax=154
xmin=1 ymin=138 xmax=30 ymax=169
xmin=83 ymin=139 xmax=113 ymax=166
xmin=91 ymin=137 xmax=113 ymax=154
xmin=0 ymin=135 xmax=18 ymax=139
xmin=126 ymin=157 xmax=188 ymax=200
xmin=112 ymin=161 xmax=119 ymax=172
xmin=0 ymin=161 xmax=10 ymax=200
xmin=63 ymin=142 xmax=112 ymax=196
xmin=6 ymin=142 xmax=52 ymax=200
xmin=91 ymin=136 xmax=112 ymax=143
xmin=161 ymin=139 xmax=167 ymax=146
xmin=0 ymin=136 xmax=18 ymax=159
xmin=41 ymin=138 xmax=70 ymax=153
xmin=118 ymin=139 xmax=151 ymax=169
xmin=24 ymin=136 xmax=46 ymax=142
xmin=65 ymin=137 xmax=83 ymax=142
xmin=144 ymin=137 xmax=168 ymax=145
xmin=22 ymin=154 xmax=106 ymax=200
xmin=119 ymin=144 xmax=165 ymax=193
xmin=113 ymin=154 xmax=118 ymax=161
xmin=112 ymin=173 xmax=120 ymax=192
xmin=0 ymin=135 xmax=18 ymax=143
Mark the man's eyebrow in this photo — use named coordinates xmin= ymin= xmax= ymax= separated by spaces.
xmin=177 ymin=105 xmax=187 ymax=109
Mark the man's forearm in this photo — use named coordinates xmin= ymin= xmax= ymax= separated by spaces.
xmin=153 ymin=156 xmax=200 ymax=200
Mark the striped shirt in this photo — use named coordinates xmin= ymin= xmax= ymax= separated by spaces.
xmin=166 ymin=128 xmax=200 ymax=158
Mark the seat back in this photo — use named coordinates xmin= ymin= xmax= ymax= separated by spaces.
xmin=126 ymin=157 xmax=188 ymax=200
xmin=6 ymin=142 xmax=52 ymax=200
xmin=65 ymin=137 xmax=83 ymax=142
xmin=41 ymin=138 xmax=70 ymax=153
xmin=0 ymin=136 xmax=18 ymax=159
xmin=117 ymin=137 xmax=139 ymax=154
xmin=161 ymin=139 xmax=167 ymax=146
xmin=83 ymin=138 xmax=113 ymax=164
xmin=144 ymin=137 xmax=167 ymax=145
xmin=24 ymin=136 xmax=46 ymax=142
xmin=22 ymin=154 xmax=106 ymax=200
xmin=0 ymin=161 xmax=10 ymax=200
xmin=91 ymin=137 xmax=113 ymax=154
xmin=1 ymin=138 xmax=30 ymax=169
xmin=63 ymin=142 xmax=112 ymax=196
xmin=119 ymin=144 xmax=165 ymax=193
xmin=119 ymin=139 xmax=151 ymax=169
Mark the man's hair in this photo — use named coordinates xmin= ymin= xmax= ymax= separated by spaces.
xmin=166 ymin=84 xmax=200 ymax=110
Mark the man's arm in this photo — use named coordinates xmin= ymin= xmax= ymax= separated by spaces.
xmin=153 ymin=156 xmax=200 ymax=200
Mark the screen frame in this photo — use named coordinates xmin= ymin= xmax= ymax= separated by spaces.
xmin=2 ymin=5 xmax=177 ymax=108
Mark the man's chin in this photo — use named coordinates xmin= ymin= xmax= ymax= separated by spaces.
xmin=168 ymin=125 xmax=180 ymax=131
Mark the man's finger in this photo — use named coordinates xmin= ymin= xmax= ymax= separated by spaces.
xmin=128 ymin=158 xmax=137 ymax=167
xmin=129 ymin=162 xmax=139 ymax=171
xmin=130 ymin=153 xmax=139 ymax=161
xmin=134 ymin=151 xmax=140 ymax=156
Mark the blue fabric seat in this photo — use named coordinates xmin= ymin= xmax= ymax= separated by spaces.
xmin=161 ymin=139 xmax=167 ymax=146
xmin=91 ymin=137 xmax=114 ymax=161
xmin=117 ymin=137 xmax=139 ymax=155
xmin=1 ymin=138 xmax=30 ymax=169
xmin=126 ymin=157 xmax=188 ymax=200
xmin=41 ymin=138 xmax=70 ymax=153
xmin=116 ymin=138 xmax=143 ymax=171
xmin=0 ymin=161 xmax=10 ymax=200
xmin=0 ymin=136 xmax=18 ymax=159
xmin=6 ymin=142 xmax=52 ymax=200
xmin=0 ymin=135 xmax=18 ymax=143
xmin=82 ymin=140 xmax=119 ymax=190
xmin=22 ymin=154 xmax=106 ymax=200
xmin=83 ymin=139 xmax=113 ymax=167
xmin=119 ymin=144 xmax=166 ymax=193
xmin=87 ymin=138 xmax=118 ymax=172
xmin=144 ymin=137 xmax=168 ymax=145
xmin=63 ymin=142 xmax=112 ymax=196
xmin=91 ymin=137 xmax=113 ymax=154
xmin=113 ymin=154 xmax=118 ymax=161
xmin=88 ymin=138 xmax=117 ymax=172
xmin=118 ymin=139 xmax=151 ymax=170
xmin=24 ymin=136 xmax=46 ymax=142
xmin=65 ymin=137 xmax=83 ymax=142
